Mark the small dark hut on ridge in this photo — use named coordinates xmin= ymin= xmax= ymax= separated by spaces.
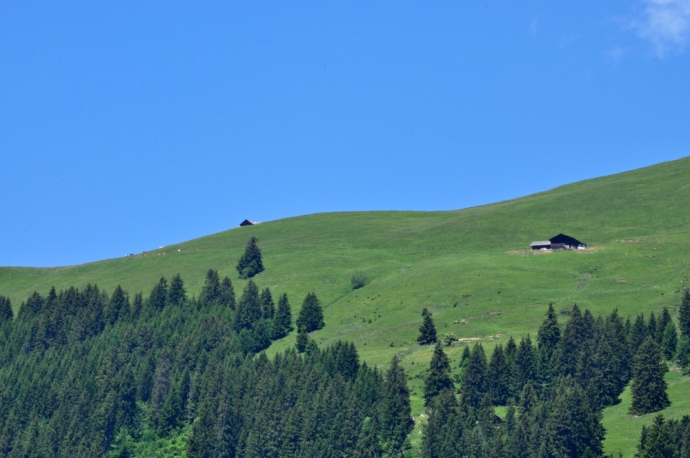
xmin=530 ymin=234 xmax=586 ymax=251
xmin=239 ymin=219 xmax=260 ymax=227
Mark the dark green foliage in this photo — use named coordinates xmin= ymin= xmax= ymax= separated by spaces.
xmin=679 ymin=336 xmax=690 ymax=373
xmin=355 ymin=417 xmax=383 ymax=457
xmin=511 ymin=335 xmax=536 ymax=398
xmin=233 ymin=280 xmax=262 ymax=332
xmin=199 ymin=269 xmax=220 ymax=305
xmin=218 ymin=276 xmax=236 ymax=309
xmin=379 ymin=355 xmax=413 ymax=456
xmin=658 ymin=307 xmax=673 ymax=345
xmin=631 ymin=313 xmax=648 ymax=357
xmin=167 ymin=273 xmax=186 ymax=306
xmin=649 ymin=311 xmax=659 ymax=342
xmin=295 ymin=327 xmax=309 ymax=353
xmin=0 ymin=295 xmax=13 ymax=322
xmin=459 ymin=343 xmax=487 ymax=410
xmin=417 ymin=314 xmax=437 ymax=345
xmin=272 ymin=293 xmax=293 ymax=339
xmin=661 ymin=322 xmax=678 ymax=361
xmin=260 ymin=287 xmax=275 ymax=319
xmin=149 ymin=277 xmax=168 ymax=310
xmin=636 ymin=414 xmax=677 ymax=458
xmin=681 ymin=290 xmax=690 ymax=337
xmin=105 ymin=285 xmax=130 ymax=325
xmin=236 ymin=236 xmax=264 ymax=279
xmin=487 ymin=344 xmax=510 ymax=405
xmin=424 ymin=342 xmax=453 ymax=406
xmin=630 ymin=337 xmax=670 ymax=415
xmin=295 ymin=292 xmax=324 ymax=333
xmin=537 ymin=303 xmax=561 ymax=383
xmin=351 ymin=271 xmax=368 ymax=290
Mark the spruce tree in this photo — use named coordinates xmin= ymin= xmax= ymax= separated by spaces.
xmin=354 ymin=417 xmax=383 ymax=458
xmin=105 ymin=285 xmax=128 ymax=325
xmin=424 ymin=342 xmax=453 ymax=406
xmin=417 ymin=314 xmax=437 ymax=345
xmin=630 ymin=337 xmax=670 ymax=415
xmin=487 ymin=344 xmax=510 ymax=405
xmin=272 ymin=293 xmax=293 ymax=339
xmin=678 ymin=336 xmax=690 ymax=373
xmin=295 ymin=292 xmax=324 ymax=333
xmin=149 ymin=277 xmax=168 ymax=310
xmin=460 ymin=343 xmax=488 ymax=410
xmin=379 ymin=355 xmax=413 ymax=456
xmin=234 ymin=280 xmax=262 ymax=332
xmin=681 ymin=290 xmax=690 ymax=337
xmin=200 ymin=269 xmax=220 ymax=305
xmin=511 ymin=335 xmax=536 ymax=398
xmin=218 ymin=276 xmax=236 ymax=309
xmin=260 ymin=288 xmax=275 ymax=319
xmin=537 ymin=303 xmax=561 ymax=383
xmin=630 ymin=314 xmax=648 ymax=357
xmin=648 ymin=312 xmax=658 ymax=342
xmin=167 ymin=274 xmax=186 ymax=306
xmin=295 ymin=328 xmax=309 ymax=353
xmin=236 ymin=236 xmax=264 ymax=279
xmin=0 ymin=296 xmax=13 ymax=322
xmin=661 ymin=322 xmax=678 ymax=361
xmin=636 ymin=414 xmax=677 ymax=458
xmin=658 ymin=307 xmax=673 ymax=344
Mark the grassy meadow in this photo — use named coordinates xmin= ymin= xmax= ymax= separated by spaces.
xmin=1 ymin=156 xmax=690 ymax=454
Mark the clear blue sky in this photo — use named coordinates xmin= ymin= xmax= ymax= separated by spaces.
xmin=1 ymin=2 xmax=689 ymax=267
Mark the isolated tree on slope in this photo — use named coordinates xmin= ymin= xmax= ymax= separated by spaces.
xmin=417 ymin=314 xmax=437 ymax=345
xmin=296 ymin=292 xmax=324 ymax=333
xmin=236 ymin=236 xmax=264 ymax=279
xmin=630 ymin=336 xmax=670 ymax=415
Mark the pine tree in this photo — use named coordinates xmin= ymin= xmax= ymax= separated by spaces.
xmin=354 ymin=417 xmax=383 ymax=458
xmin=200 ymin=269 xmax=220 ymax=305
xmin=260 ymin=288 xmax=275 ymax=319
xmin=149 ymin=277 xmax=168 ymax=310
xmin=424 ymin=342 xmax=453 ymax=406
xmin=486 ymin=344 xmax=510 ymax=405
xmin=537 ymin=303 xmax=561 ymax=383
xmin=236 ymin=236 xmax=264 ymax=279
xmin=379 ymin=355 xmax=413 ymax=456
xmin=460 ymin=343 xmax=488 ymax=410
xmin=658 ymin=307 xmax=673 ymax=344
xmin=681 ymin=290 xmax=690 ymax=337
xmin=511 ymin=335 xmax=536 ymax=398
xmin=167 ymin=274 xmax=186 ymax=306
xmin=234 ymin=280 xmax=262 ymax=331
xmin=661 ymin=322 xmax=678 ymax=361
xmin=630 ymin=313 xmax=648 ymax=357
xmin=295 ymin=292 xmax=324 ymax=333
xmin=272 ymin=293 xmax=293 ymax=339
xmin=649 ymin=312 xmax=658 ymax=342
xmin=0 ymin=296 xmax=13 ymax=322
xmin=678 ymin=336 xmax=690 ymax=373
xmin=295 ymin=328 xmax=309 ymax=353
xmin=218 ymin=276 xmax=236 ymax=309
xmin=417 ymin=314 xmax=437 ymax=345
xmin=630 ymin=337 xmax=670 ymax=415
xmin=636 ymin=414 xmax=677 ymax=458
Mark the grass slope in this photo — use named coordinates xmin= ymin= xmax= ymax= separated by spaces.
xmin=1 ymin=156 xmax=690 ymax=454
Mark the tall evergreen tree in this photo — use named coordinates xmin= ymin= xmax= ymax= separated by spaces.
xmin=486 ymin=344 xmax=510 ymax=405
xmin=260 ymin=288 xmax=275 ymax=319
xmin=630 ymin=337 xmax=670 ymax=415
xmin=167 ymin=274 xmax=186 ymax=306
xmin=511 ymin=335 xmax=536 ymax=398
xmin=379 ymin=355 xmax=413 ymax=456
xmin=355 ymin=417 xmax=383 ymax=458
xmin=272 ymin=293 xmax=293 ymax=339
xmin=200 ymin=269 xmax=220 ymax=305
xmin=295 ymin=327 xmax=309 ymax=353
xmin=649 ymin=312 xmax=659 ymax=342
xmin=460 ymin=343 xmax=488 ymax=410
xmin=661 ymin=322 xmax=678 ymax=361
xmin=680 ymin=290 xmax=690 ymax=337
xmin=218 ymin=276 xmax=236 ymax=309
xmin=537 ymin=303 xmax=561 ymax=383
xmin=236 ymin=236 xmax=264 ymax=279
xmin=295 ymin=292 xmax=324 ymax=333
xmin=0 ymin=295 xmax=13 ymax=322
xmin=630 ymin=313 xmax=648 ymax=357
xmin=234 ymin=280 xmax=262 ymax=331
xmin=636 ymin=414 xmax=677 ymax=458
xmin=424 ymin=343 xmax=453 ymax=406
xmin=105 ymin=285 xmax=129 ymax=325
xmin=658 ymin=307 xmax=673 ymax=344
xmin=149 ymin=277 xmax=168 ymax=310
xmin=417 ymin=314 xmax=437 ymax=345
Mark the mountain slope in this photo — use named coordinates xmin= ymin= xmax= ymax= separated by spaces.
xmin=1 ymin=155 xmax=690 ymax=455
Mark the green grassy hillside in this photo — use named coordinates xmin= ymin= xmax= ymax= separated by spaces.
xmin=2 ymin=156 xmax=690 ymax=454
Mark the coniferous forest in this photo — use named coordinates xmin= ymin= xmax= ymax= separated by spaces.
xmin=1 ymin=239 xmax=690 ymax=457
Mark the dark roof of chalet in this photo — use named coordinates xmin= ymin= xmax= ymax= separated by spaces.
xmin=239 ymin=219 xmax=258 ymax=227
xmin=549 ymin=233 xmax=584 ymax=246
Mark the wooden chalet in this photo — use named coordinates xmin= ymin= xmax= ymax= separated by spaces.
xmin=530 ymin=234 xmax=586 ymax=251
xmin=239 ymin=219 xmax=260 ymax=227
